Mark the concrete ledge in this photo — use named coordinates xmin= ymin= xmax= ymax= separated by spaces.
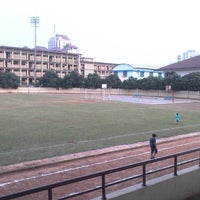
xmin=96 ymin=166 xmax=200 ymax=200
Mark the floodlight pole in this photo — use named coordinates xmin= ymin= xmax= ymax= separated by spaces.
xmin=30 ymin=16 xmax=40 ymax=85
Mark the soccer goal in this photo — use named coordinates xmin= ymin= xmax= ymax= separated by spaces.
xmin=165 ymin=85 xmax=174 ymax=103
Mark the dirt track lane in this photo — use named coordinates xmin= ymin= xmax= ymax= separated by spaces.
xmin=0 ymin=132 xmax=200 ymax=199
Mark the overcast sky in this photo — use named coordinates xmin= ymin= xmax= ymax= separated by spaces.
xmin=1 ymin=0 xmax=200 ymax=67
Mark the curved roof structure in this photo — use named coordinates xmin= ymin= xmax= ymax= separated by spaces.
xmin=112 ymin=63 xmax=134 ymax=71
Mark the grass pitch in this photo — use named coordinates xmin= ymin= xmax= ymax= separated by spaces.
xmin=0 ymin=93 xmax=200 ymax=166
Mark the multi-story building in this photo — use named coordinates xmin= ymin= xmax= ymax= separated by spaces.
xmin=48 ymin=34 xmax=70 ymax=50
xmin=0 ymin=44 xmax=162 ymax=86
xmin=0 ymin=45 xmax=81 ymax=86
xmin=177 ymin=50 xmax=199 ymax=62
xmin=80 ymin=57 xmax=117 ymax=78
xmin=182 ymin=50 xmax=199 ymax=60
xmin=113 ymin=64 xmax=163 ymax=81
xmin=48 ymin=34 xmax=78 ymax=54
xmin=159 ymin=54 xmax=200 ymax=77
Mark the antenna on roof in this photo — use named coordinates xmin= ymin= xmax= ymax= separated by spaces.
xmin=54 ymin=24 xmax=56 ymax=36
xmin=54 ymin=24 xmax=56 ymax=48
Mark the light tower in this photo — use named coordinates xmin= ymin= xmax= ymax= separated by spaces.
xmin=30 ymin=16 xmax=40 ymax=84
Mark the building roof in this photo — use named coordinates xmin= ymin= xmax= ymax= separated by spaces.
xmin=159 ymin=55 xmax=200 ymax=71
xmin=34 ymin=46 xmax=49 ymax=51
xmin=113 ymin=63 xmax=134 ymax=71
xmin=0 ymin=45 xmax=81 ymax=55
xmin=112 ymin=63 xmax=162 ymax=73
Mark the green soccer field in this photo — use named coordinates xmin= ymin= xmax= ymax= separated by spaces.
xmin=0 ymin=93 xmax=200 ymax=166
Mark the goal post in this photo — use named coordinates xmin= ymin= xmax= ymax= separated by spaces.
xmin=165 ymin=85 xmax=174 ymax=103
xmin=102 ymin=84 xmax=107 ymax=101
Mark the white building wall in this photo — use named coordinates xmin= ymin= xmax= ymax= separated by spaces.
xmin=48 ymin=37 xmax=55 ymax=49
xmin=48 ymin=34 xmax=70 ymax=50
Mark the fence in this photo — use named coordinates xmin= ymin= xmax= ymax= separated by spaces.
xmin=0 ymin=148 xmax=199 ymax=200
xmin=1 ymin=88 xmax=200 ymax=100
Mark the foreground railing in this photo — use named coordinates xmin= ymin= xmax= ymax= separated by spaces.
xmin=0 ymin=148 xmax=200 ymax=200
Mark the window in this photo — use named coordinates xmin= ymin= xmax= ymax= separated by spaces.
xmin=49 ymin=56 xmax=53 ymax=62
xmin=158 ymin=72 xmax=162 ymax=78
xmin=149 ymin=72 xmax=153 ymax=77
xmin=140 ymin=71 xmax=144 ymax=77
xmin=22 ymin=61 xmax=26 ymax=65
xmin=123 ymin=71 xmax=127 ymax=77
xmin=13 ymin=61 xmax=19 ymax=65
xmin=6 ymin=52 xmax=11 ymax=59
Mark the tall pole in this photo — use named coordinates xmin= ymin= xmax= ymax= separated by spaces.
xmin=30 ymin=16 xmax=40 ymax=85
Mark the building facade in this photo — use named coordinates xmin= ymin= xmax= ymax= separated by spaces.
xmin=159 ymin=55 xmax=200 ymax=77
xmin=113 ymin=64 xmax=163 ymax=81
xmin=0 ymin=46 xmax=81 ymax=86
xmin=181 ymin=50 xmax=199 ymax=61
xmin=0 ymin=45 xmax=163 ymax=86
xmin=48 ymin=34 xmax=70 ymax=50
xmin=48 ymin=34 xmax=78 ymax=54
xmin=80 ymin=57 xmax=117 ymax=78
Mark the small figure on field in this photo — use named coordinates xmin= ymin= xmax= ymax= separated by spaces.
xmin=149 ymin=133 xmax=157 ymax=159
xmin=175 ymin=113 xmax=180 ymax=123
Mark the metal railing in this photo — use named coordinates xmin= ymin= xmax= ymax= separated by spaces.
xmin=0 ymin=147 xmax=199 ymax=200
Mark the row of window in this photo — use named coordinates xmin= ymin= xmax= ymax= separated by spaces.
xmin=121 ymin=71 xmax=162 ymax=78
xmin=0 ymin=51 xmax=79 ymax=62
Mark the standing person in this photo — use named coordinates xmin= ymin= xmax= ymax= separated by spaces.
xmin=175 ymin=113 xmax=180 ymax=123
xmin=149 ymin=134 xmax=157 ymax=159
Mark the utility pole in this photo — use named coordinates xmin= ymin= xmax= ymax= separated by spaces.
xmin=30 ymin=16 xmax=40 ymax=85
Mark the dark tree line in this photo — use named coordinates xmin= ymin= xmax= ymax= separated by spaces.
xmin=38 ymin=70 xmax=200 ymax=91
xmin=2 ymin=70 xmax=200 ymax=91
xmin=0 ymin=71 xmax=20 ymax=89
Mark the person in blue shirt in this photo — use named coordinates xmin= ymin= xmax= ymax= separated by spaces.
xmin=176 ymin=113 xmax=180 ymax=123
xmin=149 ymin=134 xmax=157 ymax=159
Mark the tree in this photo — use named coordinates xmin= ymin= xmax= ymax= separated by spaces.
xmin=0 ymin=71 xmax=20 ymax=89
xmin=137 ymin=78 xmax=150 ymax=90
xmin=60 ymin=71 xmax=84 ymax=89
xmin=39 ymin=70 xmax=60 ymax=88
xmin=69 ymin=71 xmax=84 ymax=88
xmin=105 ymin=74 xmax=122 ymax=88
xmin=83 ymin=73 xmax=102 ymax=88
xmin=163 ymin=71 xmax=182 ymax=91
xmin=144 ymin=76 xmax=164 ymax=90
xmin=60 ymin=75 xmax=72 ymax=88
xmin=182 ymin=72 xmax=200 ymax=91
xmin=122 ymin=77 xmax=138 ymax=89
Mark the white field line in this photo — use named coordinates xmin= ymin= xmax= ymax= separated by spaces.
xmin=0 ymin=140 xmax=199 ymax=187
xmin=1 ymin=124 xmax=200 ymax=156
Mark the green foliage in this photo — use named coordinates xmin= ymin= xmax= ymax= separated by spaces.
xmin=39 ymin=70 xmax=60 ymax=88
xmin=104 ymin=74 xmax=122 ymax=88
xmin=61 ymin=75 xmax=72 ymax=88
xmin=0 ymin=71 xmax=20 ymax=88
xmin=84 ymin=73 xmax=102 ymax=88
xmin=122 ymin=77 xmax=138 ymax=89
xmin=182 ymin=72 xmax=200 ymax=91
xmin=38 ymin=70 xmax=200 ymax=91
xmin=163 ymin=71 xmax=182 ymax=91
xmin=136 ymin=76 xmax=164 ymax=90
xmin=70 ymin=71 xmax=84 ymax=87
xmin=61 ymin=71 xmax=83 ymax=89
